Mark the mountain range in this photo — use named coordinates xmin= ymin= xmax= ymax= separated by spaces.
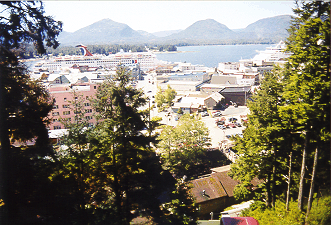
xmin=58 ymin=15 xmax=292 ymax=46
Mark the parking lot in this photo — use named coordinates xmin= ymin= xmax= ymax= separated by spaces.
xmin=136 ymin=77 xmax=249 ymax=152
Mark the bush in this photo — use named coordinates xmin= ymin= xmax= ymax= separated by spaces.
xmin=306 ymin=195 xmax=331 ymax=225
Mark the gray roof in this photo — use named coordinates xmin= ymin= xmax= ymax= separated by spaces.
xmin=211 ymin=75 xmax=237 ymax=85
xmin=220 ymin=86 xmax=251 ymax=93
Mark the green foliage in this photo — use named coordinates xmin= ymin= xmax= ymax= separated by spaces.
xmin=177 ymin=107 xmax=184 ymax=115
xmin=0 ymin=3 xmax=62 ymax=224
xmin=164 ymin=85 xmax=177 ymax=106
xmin=230 ymin=69 xmax=289 ymax=206
xmin=161 ymin=180 xmax=198 ymax=225
xmin=89 ymin=66 xmax=171 ymax=224
xmin=157 ymin=114 xmax=210 ymax=178
xmin=242 ymin=200 xmax=305 ymax=225
xmin=242 ymin=196 xmax=331 ymax=225
xmin=230 ymin=1 xmax=330 ymax=211
xmin=233 ymin=181 xmax=254 ymax=201
xmin=155 ymin=85 xmax=177 ymax=111
xmin=305 ymin=195 xmax=331 ymax=225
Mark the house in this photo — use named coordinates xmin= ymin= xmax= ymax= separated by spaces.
xmin=171 ymin=96 xmax=205 ymax=114
xmin=190 ymin=165 xmax=262 ymax=220
xmin=219 ymin=86 xmax=251 ymax=106
xmin=204 ymin=92 xmax=225 ymax=109
xmin=190 ymin=166 xmax=240 ymax=219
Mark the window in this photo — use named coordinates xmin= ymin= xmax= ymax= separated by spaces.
xmin=85 ymin=109 xmax=92 ymax=113
xmin=84 ymin=102 xmax=90 ymax=106
xmin=85 ymin=116 xmax=93 ymax=120
xmin=86 ymin=96 xmax=89 ymax=100
xmin=53 ymin=105 xmax=59 ymax=109
xmin=94 ymin=86 xmax=97 ymax=89
xmin=62 ymin=104 xmax=70 ymax=108
xmin=62 ymin=118 xmax=71 ymax=122
xmin=52 ymin=118 xmax=58 ymax=122
xmin=63 ymin=111 xmax=70 ymax=115
xmin=52 ymin=112 xmax=59 ymax=116
xmin=64 ymin=98 xmax=67 ymax=102
xmin=53 ymin=125 xmax=61 ymax=130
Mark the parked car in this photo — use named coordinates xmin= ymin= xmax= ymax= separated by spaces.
xmin=229 ymin=123 xmax=237 ymax=128
xmin=235 ymin=122 xmax=242 ymax=127
xmin=201 ymin=111 xmax=209 ymax=117
xmin=218 ymin=125 xmax=226 ymax=129
xmin=212 ymin=111 xmax=222 ymax=117
xmin=216 ymin=120 xmax=225 ymax=125
xmin=228 ymin=117 xmax=238 ymax=122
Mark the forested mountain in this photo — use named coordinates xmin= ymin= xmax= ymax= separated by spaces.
xmin=58 ymin=18 xmax=152 ymax=45
xmin=161 ymin=19 xmax=236 ymax=42
xmin=57 ymin=15 xmax=292 ymax=46
xmin=237 ymin=15 xmax=292 ymax=41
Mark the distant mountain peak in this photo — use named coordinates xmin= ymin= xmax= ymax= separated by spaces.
xmin=58 ymin=15 xmax=292 ymax=46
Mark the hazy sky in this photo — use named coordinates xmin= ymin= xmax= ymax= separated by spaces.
xmin=43 ymin=1 xmax=296 ymax=33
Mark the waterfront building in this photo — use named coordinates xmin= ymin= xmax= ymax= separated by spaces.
xmin=217 ymin=62 xmax=239 ymax=72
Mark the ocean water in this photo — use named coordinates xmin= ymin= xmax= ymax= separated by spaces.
xmin=156 ymin=44 xmax=271 ymax=68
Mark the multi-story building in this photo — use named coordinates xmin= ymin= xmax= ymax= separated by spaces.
xmin=48 ymin=83 xmax=99 ymax=130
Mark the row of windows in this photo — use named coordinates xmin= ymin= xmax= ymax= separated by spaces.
xmin=53 ymin=121 xmax=94 ymax=130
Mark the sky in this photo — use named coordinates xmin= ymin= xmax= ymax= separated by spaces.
xmin=43 ymin=1 xmax=296 ymax=33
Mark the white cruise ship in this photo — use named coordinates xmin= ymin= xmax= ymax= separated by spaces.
xmin=252 ymin=41 xmax=292 ymax=65
xmin=34 ymin=45 xmax=160 ymax=72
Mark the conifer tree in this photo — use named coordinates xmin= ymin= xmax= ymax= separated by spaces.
xmin=230 ymin=69 xmax=288 ymax=207
xmin=91 ymin=66 xmax=171 ymax=224
xmin=0 ymin=2 xmax=62 ymax=223
xmin=280 ymin=0 xmax=330 ymax=212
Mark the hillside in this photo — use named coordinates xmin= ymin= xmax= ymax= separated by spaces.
xmin=238 ymin=15 xmax=292 ymax=41
xmin=163 ymin=19 xmax=236 ymax=41
xmin=58 ymin=19 xmax=150 ymax=45
xmin=58 ymin=15 xmax=292 ymax=46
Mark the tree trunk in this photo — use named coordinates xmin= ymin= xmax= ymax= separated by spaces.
xmin=266 ymin=172 xmax=272 ymax=207
xmin=286 ymin=152 xmax=292 ymax=211
xmin=272 ymin=164 xmax=276 ymax=207
xmin=305 ymin=147 xmax=318 ymax=223
xmin=0 ymin=68 xmax=10 ymax=224
xmin=298 ymin=132 xmax=308 ymax=211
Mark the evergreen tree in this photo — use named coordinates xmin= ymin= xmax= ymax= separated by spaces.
xmin=230 ymin=69 xmax=289 ymax=207
xmin=280 ymin=0 xmax=330 ymax=212
xmin=47 ymin=92 xmax=97 ymax=224
xmin=0 ymin=2 xmax=62 ymax=224
xmin=91 ymin=66 xmax=171 ymax=224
